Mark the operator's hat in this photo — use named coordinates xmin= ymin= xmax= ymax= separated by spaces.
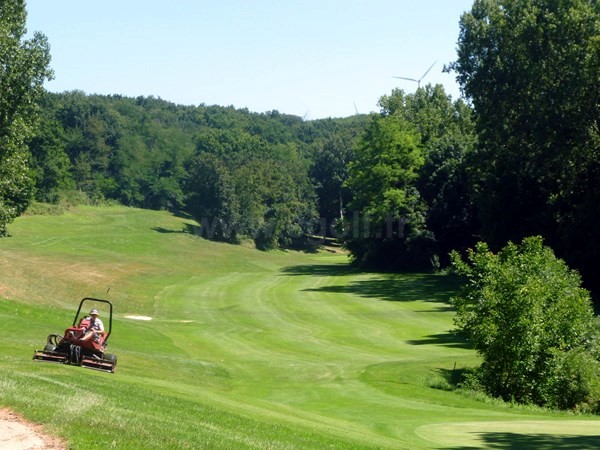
xmin=90 ymin=308 xmax=100 ymax=316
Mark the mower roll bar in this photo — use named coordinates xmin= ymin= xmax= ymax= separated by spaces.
xmin=73 ymin=297 xmax=113 ymax=344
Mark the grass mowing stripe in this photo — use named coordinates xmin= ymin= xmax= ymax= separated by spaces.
xmin=2 ymin=206 xmax=599 ymax=448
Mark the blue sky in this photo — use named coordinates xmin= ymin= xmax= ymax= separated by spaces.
xmin=26 ymin=0 xmax=474 ymax=119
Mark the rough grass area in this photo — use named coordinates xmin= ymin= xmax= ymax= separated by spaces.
xmin=1 ymin=206 xmax=599 ymax=448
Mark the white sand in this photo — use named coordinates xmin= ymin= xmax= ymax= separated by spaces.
xmin=123 ymin=315 xmax=153 ymax=321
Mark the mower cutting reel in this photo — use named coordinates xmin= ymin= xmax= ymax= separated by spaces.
xmin=33 ymin=297 xmax=117 ymax=373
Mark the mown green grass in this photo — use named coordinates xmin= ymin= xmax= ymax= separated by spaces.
xmin=1 ymin=205 xmax=599 ymax=449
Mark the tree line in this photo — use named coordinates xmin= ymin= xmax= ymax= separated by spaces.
xmin=25 ymin=85 xmax=477 ymax=262
xmin=27 ymin=91 xmax=368 ymax=250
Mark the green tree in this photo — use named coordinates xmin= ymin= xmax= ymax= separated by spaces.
xmin=58 ymin=93 xmax=122 ymax=201
xmin=238 ymin=157 xmax=316 ymax=250
xmin=380 ymin=85 xmax=478 ymax=263
xmin=188 ymin=128 xmax=317 ymax=249
xmin=448 ymin=0 xmax=600 ymax=285
xmin=306 ymin=116 xmax=366 ymax=238
xmin=0 ymin=0 xmax=52 ymax=234
xmin=185 ymin=152 xmax=240 ymax=242
xmin=451 ymin=236 xmax=600 ymax=410
xmin=310 ymin=133 xmax=354 ymax=227
xmin=28 ymin=106 xmax=72 ymax=202
xmin=343 ymin=114 xmax=428 ymax=268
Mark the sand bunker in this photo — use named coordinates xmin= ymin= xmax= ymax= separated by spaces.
xmin=123 ymin=315 xmax=153 ymax=321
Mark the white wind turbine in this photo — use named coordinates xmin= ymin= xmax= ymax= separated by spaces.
xmin=393 ymin=61 xmax=437 ymax=89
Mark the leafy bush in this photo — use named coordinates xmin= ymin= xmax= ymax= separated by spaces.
xmin=450 ymin=236 xmax=600 ymax=411
xmin=24 ymin=201 xmax=66 ymax=216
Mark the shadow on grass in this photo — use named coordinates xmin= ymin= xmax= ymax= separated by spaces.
xmin=152 ymin=223 xmax=201 ymax=235
xmin=170 ymin=209 xmax=194 ymax=220
xmin=407 ymin=332 xmax=470 ymax=349
xmin=152 ymin=226 xmax=183 ymax=234
xmin=283 ymin=264 xmax=461 ymax=304
xmin=281 ymin=264 xmax=362 ymax=277
xmin=446 ymin=433 xmax=600 ymax=449
xmin=283 ymin=264 xmax=470 ymax=350
xmin=415 ymin=304 xmax=455 ymax=313
xmin=435 ymin=366 xmax=473 ymax=387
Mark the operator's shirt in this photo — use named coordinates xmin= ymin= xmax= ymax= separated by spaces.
xmin=86 ymin=317 xmax=104 ymax=332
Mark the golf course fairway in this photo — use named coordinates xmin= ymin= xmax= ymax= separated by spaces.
xmin=1 ymin=205 xmax=599 ymax=448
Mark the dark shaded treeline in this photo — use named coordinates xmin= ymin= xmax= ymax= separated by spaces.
xmin=448 ymin=0 xmax=600 ymax=294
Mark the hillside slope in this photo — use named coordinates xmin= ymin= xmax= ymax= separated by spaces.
xmin=0 ymin=206 xmax=598 ymax=448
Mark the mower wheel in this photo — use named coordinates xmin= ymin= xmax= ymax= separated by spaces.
xmin=44 ymin=344 xmax=56 ymax=353
xmin=103 ymin=353 xmax=117 ymax=373
xmin=47 ymin=333 xmax=63 ymax=347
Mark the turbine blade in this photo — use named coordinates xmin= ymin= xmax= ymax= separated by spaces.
xmin=419 ymin=61 xmax=437 ymax=81
xmin=393 ymin=76 xmax=418 ymax=82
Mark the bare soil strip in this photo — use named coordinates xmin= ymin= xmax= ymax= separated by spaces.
xmin=0 ymin=408 xmax=66 ymax=450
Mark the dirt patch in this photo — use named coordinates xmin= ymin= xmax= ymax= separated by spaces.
xmin=0 ymin=408 xmax=66 ymax=449
xmin=0 ymin=284 xmax=14 ymax=299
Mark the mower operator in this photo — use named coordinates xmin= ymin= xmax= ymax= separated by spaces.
xmin=80 ymin=308 xmax=105 ymax=342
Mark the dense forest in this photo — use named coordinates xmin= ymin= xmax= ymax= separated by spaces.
xmin=27 ymin=92 xmax=368 ymax=249
xmin=2 ymin=0 xmax=599 ymax=293
xmin=25 ymin=87 xmax=478 ymax=261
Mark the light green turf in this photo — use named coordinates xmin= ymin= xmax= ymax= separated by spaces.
xmin=1 ymin=205 xmax=599 ymax=449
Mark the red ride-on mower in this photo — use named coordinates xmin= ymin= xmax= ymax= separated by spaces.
xmin=33 ymin=298 xmax=117 ymax=373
